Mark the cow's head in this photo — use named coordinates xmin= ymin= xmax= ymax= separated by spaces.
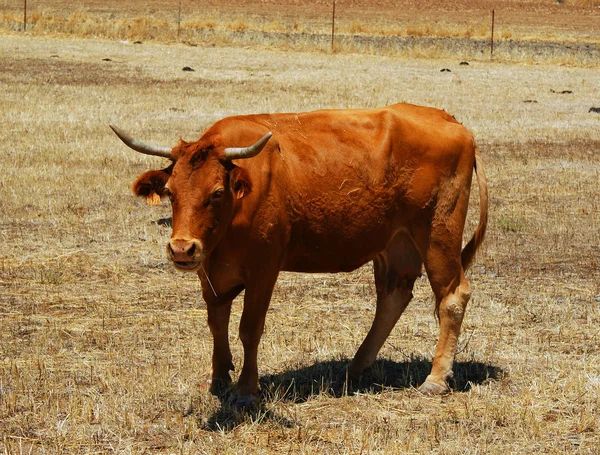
xmin=110 ymin=125 xmax=272 ymax=272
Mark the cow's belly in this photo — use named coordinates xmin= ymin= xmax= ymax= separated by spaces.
xmin=282 ymin=220 xmax=398 ymax=273
xmin=282 ymin=250 xmax=377 ymax=273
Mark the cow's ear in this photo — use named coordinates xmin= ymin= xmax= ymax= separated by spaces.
xmin=132 ymin=166 xmax=172 ymax=205
xmin=229 ymin=166 xmax=251 ymax=200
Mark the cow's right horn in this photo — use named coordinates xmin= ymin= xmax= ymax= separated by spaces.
xmin=110 ymin=124 xmax=173 ymax=159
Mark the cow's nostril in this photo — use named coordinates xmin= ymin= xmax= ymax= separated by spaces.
xmin=187 ymin=242 xmax=196 ymax=257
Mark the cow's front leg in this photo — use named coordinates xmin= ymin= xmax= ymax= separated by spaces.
xmin=206 ymin=300 xmax=234 ymax=394
xmin=234 ymin=276 xmax=278 ymax=407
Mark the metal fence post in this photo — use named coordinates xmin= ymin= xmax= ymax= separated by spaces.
xmin=490 ymin=9 xmax=495 ymax=58
xmin=177 ymin=0 xmax=182 ymax=41
xmin=331 ymin=0 xmax=336 ymax=51
xmin=23 ymin=0 xmax=27 ymax=32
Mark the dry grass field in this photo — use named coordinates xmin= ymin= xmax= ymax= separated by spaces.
xmin=1 ymin=2 xmax=600 ymax=453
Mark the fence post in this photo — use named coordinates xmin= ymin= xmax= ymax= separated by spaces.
xmin=177 ymin=0 xmax=182 ymax=41
xmin=331 ymin=0 xmax=336 ymax=51
xmin=23 ymin=0 xmax=27 ymax=32
xmin=490 ymin=9 xmax=495 ymax=58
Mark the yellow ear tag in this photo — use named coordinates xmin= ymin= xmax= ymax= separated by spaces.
xmin=146 ymin=192 xmax=162 ymax=205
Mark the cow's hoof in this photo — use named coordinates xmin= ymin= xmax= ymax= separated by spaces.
xmin=228 ymin=394 xmax=259 ymax=412
xmin=346 ymin=364 xmax=363 ymax=380
xmin=208 ymin=377 xmax=232 ymax=396
xmin=418 ymin=380 xmax=448 ymax=395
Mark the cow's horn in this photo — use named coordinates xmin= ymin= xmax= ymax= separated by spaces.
xmin=110 ymin=124 xmax=173 ymax=159
xmin=224 ymin=132 xmax=273 ymax=160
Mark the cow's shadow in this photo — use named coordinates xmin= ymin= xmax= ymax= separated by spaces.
xmin=202 ymin=356 xmax=503 ymax=431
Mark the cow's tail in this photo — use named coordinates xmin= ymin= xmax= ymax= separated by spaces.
xmin=461 ymin=143 xmax=488 ymax=271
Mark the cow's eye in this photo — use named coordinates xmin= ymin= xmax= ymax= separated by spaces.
xmin=210 ymin=188 xmax=224 ymax=202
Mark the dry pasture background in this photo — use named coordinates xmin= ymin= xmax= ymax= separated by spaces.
xmin=1 ymin=1 xmax=600 ymax=454
xmin=1 ymin=0 xmax=600 ymax=63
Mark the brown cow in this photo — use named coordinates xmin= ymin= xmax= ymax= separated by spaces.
xmin=111 ymin=102 xmax=488 ymax=407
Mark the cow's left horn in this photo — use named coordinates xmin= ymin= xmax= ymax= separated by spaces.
xmin=224 ymin=132 xmax=272 ymax=160
xmin=110 ymin=124 xmax=173 ymax=159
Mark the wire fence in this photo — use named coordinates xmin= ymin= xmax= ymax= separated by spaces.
xmin=6 ymin=0 xmax=348 ymax=33
xmin=1 ymin=1 xmax=598 ymax=63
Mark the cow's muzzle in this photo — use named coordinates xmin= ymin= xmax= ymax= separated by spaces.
xmin=166 ymin=238 xmax=204 ymax=272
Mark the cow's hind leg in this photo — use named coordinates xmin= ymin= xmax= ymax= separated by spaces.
xmin=349 ymin=234 xmax=422 ymax=377
xmin=418 ymin=243 xmax=472 ymax=394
